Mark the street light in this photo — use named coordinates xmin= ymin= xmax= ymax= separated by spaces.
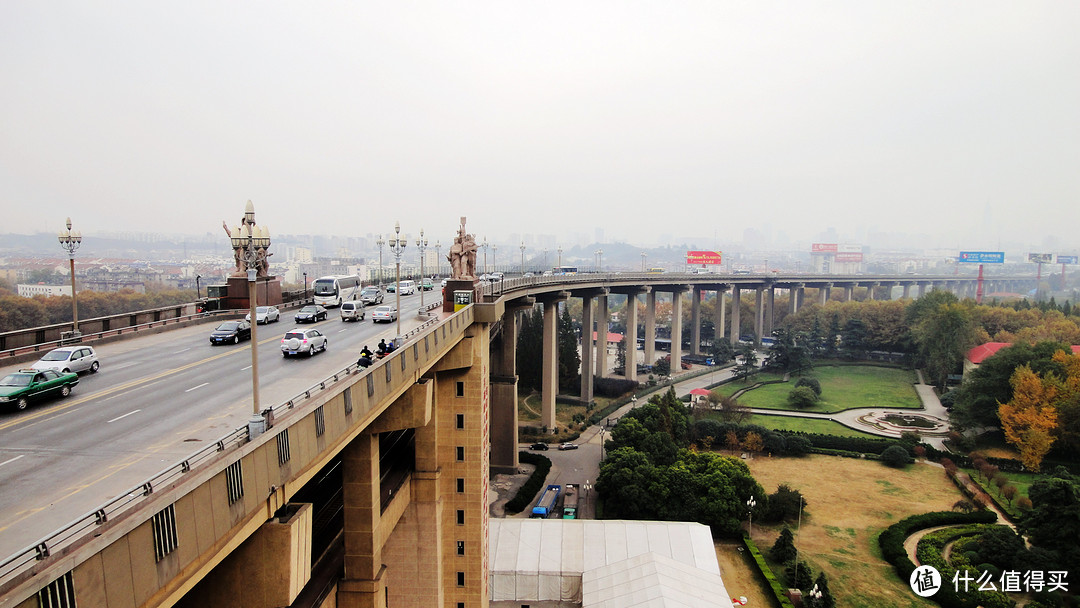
xmin=228 ymin=201 xmax=271 ymax=437
xmin=303 ymin=272 xmax=308 ymax=301
xmin=746 ymin=496 xmax=757 ymax=539
xmin=595 ymin=248 xmax=603 ymax=272
xmin=388 ymin=222 xmax=407 ymax=339
xmin=641 ymin=251 xmax=646 ymax=272
xmin=57 ymin=217 xmax=82 ymax=338
xmin=557 ymin=246 xmax=563 ymax=268
xmin=599 ymin=427 xmax=606 ymax=460
xmin=520 ymin=241 xmax=526 ymax=275
xmin=416 ymin=228 xmax=428 ymax=308
xmin=376 ymin=234 xmax=385 ymax=288
xmin=195 ymin=274 xmax=202 ymax=300
xmin=481 ymin=237 xmax=489 ymax=275
xmin=492 ymin=245 xmax=498 ymax=274
xmin=434 ymin=240 xmax=441 ymax=277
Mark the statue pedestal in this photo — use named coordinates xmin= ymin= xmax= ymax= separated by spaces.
xmin=442 ymin=279 xmax=477 ymax=313
xmin=223 ymin=276 xmax=283 ymax=310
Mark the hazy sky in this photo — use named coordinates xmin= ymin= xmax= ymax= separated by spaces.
xmin=2 ymin=2 xmax=1078 ymax=250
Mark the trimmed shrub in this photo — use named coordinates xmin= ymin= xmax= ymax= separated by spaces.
xmin=505 ymin=451 xmax=552 ymax=514
xmin=881 ymin=445 xmax=914 ymax=468
xmin=794 ymin=376 xmax=822 ymax=396
xmin=743 ymin=535 xmax=796 ymax=608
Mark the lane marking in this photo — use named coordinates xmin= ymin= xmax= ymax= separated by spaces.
xmin=185 ymin=383 xmax=209 ymax=393
xmin=107 ymin=410 xmax=141 ymax=423
xmin=240 ymin=365 xmax=252 ymax=371
xmin=173 ymin=348 xmax=191 ymax=354
xmin=0 ymin=455 xmax=25 ymax=468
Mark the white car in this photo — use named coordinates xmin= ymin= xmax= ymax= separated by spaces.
xmin=371 ymin=305 xmax=398 ymax=323
xmin=280 ymin=329 xmax=327 ymax=357
xmin=31 ymin=346 xmax=100 ymax=374
xmin=245 ymin=305 xmax=280 ymax=324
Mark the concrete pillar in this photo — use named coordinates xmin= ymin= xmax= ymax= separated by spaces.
xmin=818 ymin=286 xmax=828 ymax=306
xmin=490 ymin=309 xmax=520 ymax=474
xmin=918 ymin=282 xmax=926 ymax=298
xmin=541 ymin=299 xmax=558 ymax=431
xmin=670 ymin=289 xmax=684 ymax=373
xmin=690 ymin=287 xmax=702 ymax=355
xmin=596 ymin=295 xmax=609 ymax=378
xmin=844 ymin=285 xmax=854 ymax=301
xmin=580 ymin=296 xmax=595 ymax=406
xmin=729 ymin=287 xmax=741 ymax=345
xmin=715 ymin=288 xmax=727 ymax=340
xmin=753 ymin=287 xmax=764 ymax=345
xmin=866 ymin=284 xmax=876 ymax=301
xmin=645 ymin=290 xmax=657 ymax=366
xmin=624 ymin=291 xmax=640 ymax=382
xmin=902 ymin=283 xmax=911 ymax=299
xmin=340 ymin=433 xmax=384 ymax=608
xmin=764 ymin=287 xmax=774 ymax=337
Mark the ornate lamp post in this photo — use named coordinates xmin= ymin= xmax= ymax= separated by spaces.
xmin=57 ymin=217 xmax=82 ymax=338
xmin=434 ymin=240 xmax=442 ymax=277
xmin=388 ymin=222 xmax=407 ymax=339
xmin=303 ymin=272 xmax=308 ymax=301
xmin=416 ymin=228 xmax=428 ymax=308
xmin=376 ymin=234 xmax=385 ymax=288
xmin=746 ymin=496 xmax=757 ymax=539
xmin=542 ymin=248 xmax=548 ymax=271
xmin=520 ymin=241 xmax=526 ymax=275
xmin=595 ymin=248 xmax=603 ymax=272
xmin=196 ymin=274 xmax=202 ymax=300
xmin=492 ymin=245 xmax=497 ymax=273
xmin=481 ymin=237 xmax=489 ymax=275
xmin=228 ymin=201 xmax=271 ymax=437
xmin=641 ymin=251 xmax=646 ymax=272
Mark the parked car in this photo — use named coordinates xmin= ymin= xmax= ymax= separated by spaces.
xmin=340 ymin=301 xmax=366 ymax=322
xmin=280 ymin=329 xmax=328 ymax=357
xmin=209 ymin=320 xmax=252 ymax=345
xmin=530 ymin=442 xmax=549 ymax=451
xmin=371 ymin=305 xmax=398 ymax=323
xmin=31 ymin=346 xmax=99 ymax=374
xmin=295 ymin=305 xmax=328 ymax=323
xmin=558 ymin=443 xmax=579 ymax=451
xmin=245 ymin=305 xmax=280 ymax=324
xmin=0 ymin=369 xmax=79 ymax=411
xmin=360 ymin=286 xmax=384 ymax=305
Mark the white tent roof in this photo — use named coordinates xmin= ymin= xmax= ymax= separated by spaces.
xmin=489 ymin=519 xmax=733 ymax=608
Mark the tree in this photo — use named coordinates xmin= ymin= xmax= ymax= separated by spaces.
xmin=769 ymin=527 xmax=797 ymax=563
xmin=787 ymin=386 xmax=818 ymax=409
xmin=515 ymin=306 xmax=544 ymax=391
xmin=724 ymin=430 xmax=741 ymax=452
xmin=999 ymin=364 xmax=1059 ymax=472
xmin=808 ymin=572 xmax=835 ymax=608
xmin=744 ymin=431 xmax=764 ymax=453
xmin=709 ymin=337 xmax=735 ymax=363
xmin=1002 ymin=485 xmax=1018 ymax=507
xmin=786 ymin=560 xmax=813 ymax=591
xmin=953 ymin=341 xmax=1068 ymax=430
xmin=733 ymin=343 xmax=758 ymax=381
xmin=652 ymin=356 xmax=671 ymax=377
xmin=911 ymin=301 xmax=979 ymax=388
xmin=785 ymin=436 xmax=812 ymax=455
xmin=557 ymin=304 xmax=581 ymax=392
xmin=765 ymin=328 xmax=812 ymax=373
xmin=1020 ymin=476 xmax=1080 ymax=572
xmin=880 ymin=445 xmax=913 ymax=468
xmin=794 ymin=376 xmax=822 ymax=397
xmin=614 ymin=336 xmax=627 ymax=372
xmin=764 ymin=484 xmax=806 ymax=522
xmin=708 ymin=393 xmax=751 ymax=424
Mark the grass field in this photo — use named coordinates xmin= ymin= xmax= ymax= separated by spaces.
xmin=744 ymin=454 xmax=965 ymax=608
xmin=740 ymin=413 xmax=883 ymax=438
xmin=720 ymin=365 xmax=921 ymax=413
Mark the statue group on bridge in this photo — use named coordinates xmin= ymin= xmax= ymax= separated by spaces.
xmin=447 ymin=216 xmax=478 ymax=280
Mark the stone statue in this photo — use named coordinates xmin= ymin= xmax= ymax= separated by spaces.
xmin=446 ymin=216 xmax=478 ymax=280
xmin=223 ymin=202 xmax=272 ymax=278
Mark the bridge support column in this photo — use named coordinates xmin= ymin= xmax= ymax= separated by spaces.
xmin=715 ymin=287 xmax=727 ymax=342
xmin=541 ymin=299 xmax=559 ymax=431
xmin=866 ymin=284 xmax=876 ymax=300
xmin=764 ymin=286 xmax=774 ymax=337
xmin=596 ymin=295 xmax=609 ymax=378
xmin=845 ymin=285 xmax=854 ymax=301
xmin=818 ymin=286 xmax=828 ymax=306
xmin=490 ymin=307 xmax=523 ymax=474
xmin=644 ymin=290 xmax=657 ymax=366
xmin=753 ymin=288 xmax=764 ymax=345
xmin=903 ymin=283 xmax=911 ymax=299
xmin=729 ymin=287 xmax=741 ymax=345
xmin=623 ymin=290 xmax=643 ymax=382
xmin=918 ymin=282 xmax=926 ymax=298
xmin=670 ymin=289 xmax=685 ymax=373
xmin=580 ymin=296 xmax=595 ymax=406
xmin=690 ymin=287 xmax=702 ymax=355
xmin=339 ymin=433 xmax=386 ymax=608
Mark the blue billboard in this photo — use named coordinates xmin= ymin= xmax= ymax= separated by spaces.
xmin=958 ymin=251 xmax=1005 ymax=264
xmin=1058 ymin=255 xmax=1078 ymax=264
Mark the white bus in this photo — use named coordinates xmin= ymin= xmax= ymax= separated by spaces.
xmin=552 ymin=266 xmax=578 ymax=275
xmin=312 ymin=275 xmax=362 ymax=307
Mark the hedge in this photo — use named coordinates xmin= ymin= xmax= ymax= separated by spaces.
xmin=505 ymin=451 xmax=553 ymax=514
xmin=877 ymin=510 xmax=999 ymax=607
xmin=914 ymin=525 xmax=1015 ymax=608
xmin=742 ymin=534 xmax=796 ymax=608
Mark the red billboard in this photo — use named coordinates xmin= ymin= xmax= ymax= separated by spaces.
xmin=812 ymin=243 xmax=838 ymax=253
xmin=686 ymin=251 xmax=723 ymax=265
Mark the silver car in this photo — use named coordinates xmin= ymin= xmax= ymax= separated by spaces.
xmin=245 ymin=305 xmax=280 ymax=324
xmin=31 ymin=346 xmax=100 ymax=374
xmin=280 ymin=329 xmax=328 ymax=357
xmin=371 ymin=305 xmax=397 ymax=323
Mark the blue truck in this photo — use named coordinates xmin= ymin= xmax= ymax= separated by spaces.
xmin=531 ymin=484 xmax=561 ymax=518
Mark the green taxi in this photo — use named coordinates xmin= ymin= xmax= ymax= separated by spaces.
xmin=0 ymin=369 xmax=80 ymax=411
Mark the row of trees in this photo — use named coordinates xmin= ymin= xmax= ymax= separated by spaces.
xmin=0 ymin=289 xmax=198 ymax=333
xmin=515 ymin=304 xmax=580 ymax=394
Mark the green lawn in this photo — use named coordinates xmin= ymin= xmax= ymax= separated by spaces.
xmin=962 ymin=467 xmax=1042 ymax=517
xmin=719 ymin=366 xmax=921 ymax=413
xmin=741 ymin=413 xmax=883 ymax=438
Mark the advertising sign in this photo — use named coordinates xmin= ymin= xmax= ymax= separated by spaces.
xmin=835 ymin=252 xmax=864 ymax=262
xmin=958 ymin=251 xmax=1005 ymax=264
xmin=1028 ymin=253 xmax=1053 ymax=264
xmin=812 ymin=243 xmax=838 ymax=253
xmin=1058 ymin=255 xmax=1078 ymax=264
xmin=686 ymin=251 xmax=722 ymax=265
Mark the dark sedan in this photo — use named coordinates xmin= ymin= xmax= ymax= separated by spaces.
xmin=0 ymin=369 xmax=79 ymax=411
xmin=295 ymin=305 xmax=328 ymax=323
xmin=209 ymin=320 xmax=252 ymax=345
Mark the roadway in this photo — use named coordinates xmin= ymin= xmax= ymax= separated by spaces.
xmin=0 ymin=291 xmax=434 ymax=556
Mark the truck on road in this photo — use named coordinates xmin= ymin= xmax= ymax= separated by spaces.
xmin=531 ymin=484 xmax=561 ymax=518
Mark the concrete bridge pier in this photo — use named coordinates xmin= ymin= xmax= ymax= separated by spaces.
xmin=540 ymin=293 xmax=567 ymax=432
xmin=690 ymin=287 xmax=702 ymax=355
xmin=490 ymin=298 xmax=533 ymax=474
xmin=596 ymin=295 xmax=609 ymax=378
xmin=613 ymin=287 xmax=646 ymax=382
xmin=844 ymin=284 xmax=854 ymax=301
xmin=729 ymin=287 xmax=741 ymax=345
xmin=644 ymin=290 xmax=657 ymax=366
xmin=902 ymin=283 xmax=911 ymax=299
xmin=753 ymin=288 xmax=764 ymax=345
xmin=714 ymin=286 xmax=727 ymax=344
xmin=669 ymin=287 xmax=687 ymax=372
xmin=764 ymin=286 xmax=774 ymax=338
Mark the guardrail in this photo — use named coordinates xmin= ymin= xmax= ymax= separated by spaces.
xmin=0 ymin=301 xmax=446 ymax=586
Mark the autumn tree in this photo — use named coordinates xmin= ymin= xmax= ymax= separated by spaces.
xmin=998 ymin=364 xmax=1059 ymax=472
xmin=744 ymin=431 xmax=764 ymax=453
xmin=911 ymin=301 xmax=979 ymax=388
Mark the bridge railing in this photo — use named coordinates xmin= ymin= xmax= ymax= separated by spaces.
xmin=0 ymin=300 xmax=451 ymax=588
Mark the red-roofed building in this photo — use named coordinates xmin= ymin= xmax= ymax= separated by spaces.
xmin=964 ymin=342 xmax=1080 ymax=375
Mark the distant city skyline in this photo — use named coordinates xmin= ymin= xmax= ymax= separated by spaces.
xmin=2 ymin=3 xmax=1077 ymax=250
